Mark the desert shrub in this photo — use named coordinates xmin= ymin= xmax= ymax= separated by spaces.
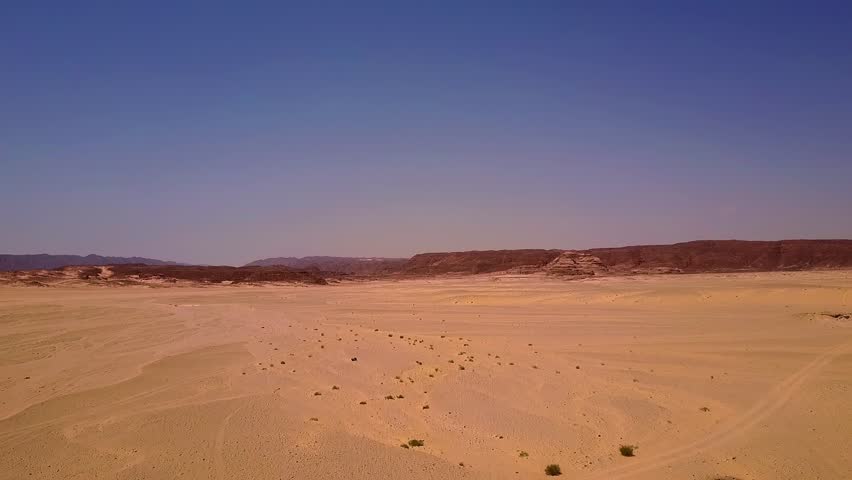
xmin=408 ymin=439 xmax=425 ymax=447
xmin=619 ymin=444 xmax=637 ymax=457
xmin=518 ymin=451 xmax=529 ymax=458
xmin=544 ymin=464 xmax=561 ymax=476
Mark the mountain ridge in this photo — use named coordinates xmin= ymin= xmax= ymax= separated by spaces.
xmin=5 ymin=239 xmax=852 ymax=276
xmin=245 ymin=256 xmax=408 ymax=275
xmin=403 ymin=240 xmax=852 ymax=276
xmin=0 ymin=254 xmax=180 ymax=272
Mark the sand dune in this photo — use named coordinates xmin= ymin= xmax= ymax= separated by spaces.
xmin=1 ymin=271 xmax=851 ymax=479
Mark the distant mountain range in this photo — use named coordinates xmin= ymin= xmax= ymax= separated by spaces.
xmin=5 ymin=239 xmax=852 ymax=276
xmin=244 ymin=256 xmax=408 ymax=275
xmin=403 ymin=240 xmax=852 ymax=276
xmin=0 ymin=254 xmax=179 ymax=271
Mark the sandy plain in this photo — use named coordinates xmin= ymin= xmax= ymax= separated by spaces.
xmin=1 ymin=271 xmax=851 ymax=479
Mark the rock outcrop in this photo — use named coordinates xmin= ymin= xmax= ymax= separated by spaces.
xmin=544 ymin=251 xmax=608 ymax=277
xmin=404 ymin=250 xmax=562 ymax=275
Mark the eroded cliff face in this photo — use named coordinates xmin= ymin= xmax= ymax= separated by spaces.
xmin=404 ymin=250 xmax=562 ymax=275
xmin=585 ymin=240 xmax=852 ymax=274
xmin=404 ymin=241 xmax=852 ymax=278
xmin=543 ymin=251 xmax=609 ymax=277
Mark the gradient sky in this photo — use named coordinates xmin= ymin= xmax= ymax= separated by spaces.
xmin=2 ymin=2 xmax=851 ymax=265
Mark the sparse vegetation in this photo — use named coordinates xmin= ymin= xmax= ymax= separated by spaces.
xmin=332 ymin=385 xmax=339 ymax=390
xmin=544 ymin=463 xmax=561 ymax=476
xmin=700 ymin=406 xmax=711 ymax=412
xmin=619 ymin=444 xmax=637 ymax=457
xmin=422 ymin=405 xmax=430 ymax=409
xmin=359 ymin=401 xmax=367 ymax=405
xmin=313 ymin=391 xmax=322 ymax=396
xmin=309 ymin=417 xmax=319 ymax=421
xmin=408 ymin=439 xmax=424 ymax=447
xmin=400 ymin=443 xmax=409 ymax=449
xmin=518 ymin=451 xmax=529 ymax=458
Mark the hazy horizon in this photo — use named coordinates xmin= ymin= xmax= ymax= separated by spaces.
xmin=3 ymin=2 xmax=851 ymax=266
xmin=5 ymin=237 xmax=852 ymax=268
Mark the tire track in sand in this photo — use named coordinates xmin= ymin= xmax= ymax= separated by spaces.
xmin=585 ymin=338 xmax=852 ymax=480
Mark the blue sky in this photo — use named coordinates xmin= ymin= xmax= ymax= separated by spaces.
xmin=2 ymin=1 xmax=851 ymax=265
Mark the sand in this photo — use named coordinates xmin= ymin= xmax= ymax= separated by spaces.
xmin=1 ymin=271 xmax=851 ymax=479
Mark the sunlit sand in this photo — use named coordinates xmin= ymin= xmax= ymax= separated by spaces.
xmin=2 ymin=271 xmax=850 ymax=479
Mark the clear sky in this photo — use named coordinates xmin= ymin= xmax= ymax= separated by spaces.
xmin=2 ymin=2 xmax=851 ymax=265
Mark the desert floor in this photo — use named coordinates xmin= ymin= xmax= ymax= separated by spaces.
xmin=1 ymin=271 xmax=851 ymax=480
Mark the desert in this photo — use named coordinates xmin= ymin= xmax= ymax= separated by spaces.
xmin=5 ymin=3 xmax=852 ymax=479
xmin=2 ymin=268 xmax=850 ymax=479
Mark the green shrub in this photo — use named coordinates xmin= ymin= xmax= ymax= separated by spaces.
xmin=619 ymin=444 xmax=637 ymax=457
xmin=544 ymin=464 xmax=562 ymax=476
